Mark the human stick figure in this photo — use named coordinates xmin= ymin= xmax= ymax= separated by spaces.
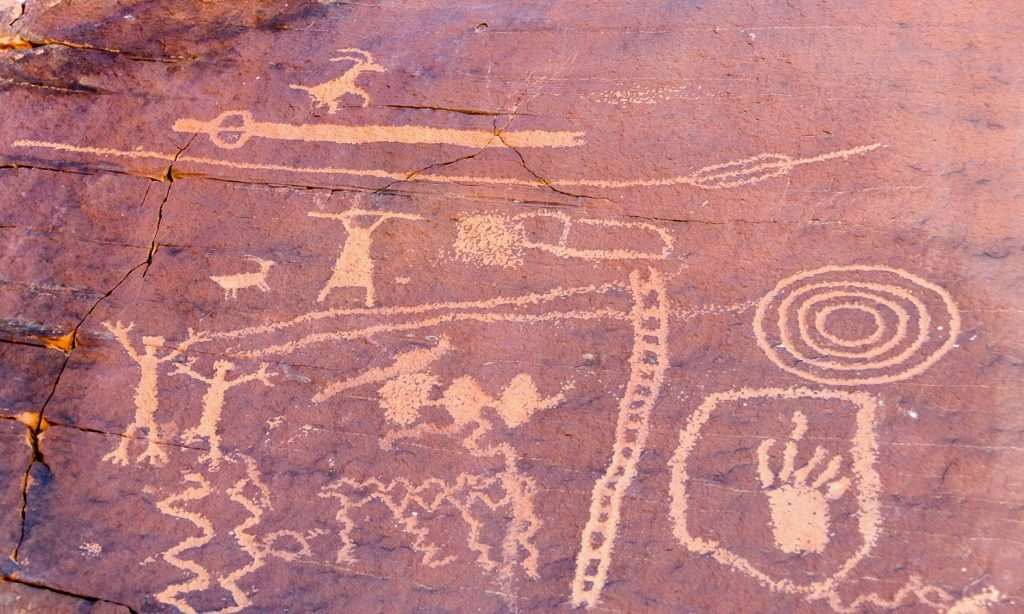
xmin=102 ymin=321 xmax=207 ymax=466
xmin=172 ymin=359 xmax=276 ymax=469
xmin=309 ymin=209 xmax=424 ymax=307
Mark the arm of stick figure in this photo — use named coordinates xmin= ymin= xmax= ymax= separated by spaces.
xmin=170 ymin=357 xmax=211 ymax=383
xmin=102 ymin=321 xmax=140 ymax=362
xmin=164 ymin=328 xmax=210 ymax=362
xmin=236 ymin=363 xmax=276 ymax=387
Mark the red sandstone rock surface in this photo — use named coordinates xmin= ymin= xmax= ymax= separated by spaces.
xmin=0 ymin=1 xmax=1021 ymax=612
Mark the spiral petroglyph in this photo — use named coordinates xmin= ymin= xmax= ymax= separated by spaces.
xmin=753 ymin=265 xmax=960 ymax=385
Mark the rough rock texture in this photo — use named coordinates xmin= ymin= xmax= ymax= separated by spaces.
xmin=1 ymin=1 xmax=1022 ymax=612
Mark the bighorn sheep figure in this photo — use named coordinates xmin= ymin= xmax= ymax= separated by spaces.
xmin=290 ymin=48 xmax=385 ymax=112
xmin=210 ymin=256 xmax=274 ymax=300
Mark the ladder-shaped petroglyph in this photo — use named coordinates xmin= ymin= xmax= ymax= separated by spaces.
xmin=756 ymin=411 xmax=851 ymax=555
xmin=290 ymin=48 xmax=385 ymax=111
xmin=453 ymin=210 xmax=674 ymax=267
xmin=753 ymin=265 xmax=961 ymax=385
xmin=172 ymin=110 xmax=585 ymax=150
xmin=101 ymin=321 xmax=207 ymax=466
xmin=310 ymin=208 xmax=424 ymax=307
xmin=571 ymin=268 xmax=669 ymax=609
xmin=210 ymin=256 xmax=274 ymax=300
xmin=15 ymin=138 xmax=878 ymax=192
xmin=154 ymin=454 xmax=320 ymax=614
xmin=171 ymin=359 xmax=276 ymax=468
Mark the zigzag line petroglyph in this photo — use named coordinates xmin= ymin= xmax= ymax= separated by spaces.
xmin=571 ymin=268 xmax=669 ymax=609
xmin=753 ymin=265 xmax=961 ymax=385
xmin=824 ymin=576 xmax=1003 ymax=613
xmin=213 ymin=456 xmax=272 ymax=614
xmin=154 ymin=473 xmax=215 ymax=614
xmin=153 ymin=456 xmax=306 ymax=613
xmin=321 ymin=370 xmax=554 ymax=602
xmin=13 ymin=140 xmax=881 ymax=191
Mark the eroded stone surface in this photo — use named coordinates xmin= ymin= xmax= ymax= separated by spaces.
xmin=1 ymin=1 xmax=1021 ymax=612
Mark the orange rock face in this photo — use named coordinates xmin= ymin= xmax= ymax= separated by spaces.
xmin=0 ymin=1 xmax=1021 ymax=612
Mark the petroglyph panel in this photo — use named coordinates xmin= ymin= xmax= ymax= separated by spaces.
xmin=1 ymin=1 xmax=1022 ymax=612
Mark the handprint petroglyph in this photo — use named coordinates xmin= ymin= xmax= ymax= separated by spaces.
xmin=756 ymin=411 xmax=851 ymax=554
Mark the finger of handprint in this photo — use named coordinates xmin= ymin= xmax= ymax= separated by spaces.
xmin=793 ymin=445 xmax=828 ymax=484
xmin=812 ymin=453 xmax=845 ymax=489
xmin=756 ymin=438 xmax=777 ymax=487
xmin=779 ymin=440 xmax=798 ymax=483
xmin=825 ymin=476 xmax=851 ymax=500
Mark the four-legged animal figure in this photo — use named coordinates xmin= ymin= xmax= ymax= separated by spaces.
xmin=290 ymin=48 xmax=385 ymax=111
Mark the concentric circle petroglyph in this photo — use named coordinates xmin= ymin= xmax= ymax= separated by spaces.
xmin=753 ymin=265 xmax=960 ymax=385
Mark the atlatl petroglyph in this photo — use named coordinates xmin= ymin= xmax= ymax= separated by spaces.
xmin=290 ymin=48 xmax=385 ymax=111
xmin=454 ymin=211 xmax=673 ymax=267
xmin=756 ymin=410 xmax=852 ymax=554
xmin=572 ymin=268 xmax=668 ymax=609
xmin=13 ymin=140 xmax=879 ymax=193
xmin=309 ymin=208 xmax=424 ymax=307
xmin=753 ymin=265 xmax=961 ymax=385
xmin=101 ymin=321 xmax=207 ymax=466
xmin=174 ymin=110 xmax=586 ymax=150
xmin=210 ymin=256 xmax=274 ymax=300
xmin=172 ymin=359 xmax=276 ymax=468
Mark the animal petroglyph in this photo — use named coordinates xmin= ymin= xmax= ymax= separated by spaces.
xmin=669 ymin=387 xmax=881 ymax=599
xmin=173 ymin=110 xmax=585 ymax=150
xmin=15 ymin=140 xmax=879 ymax=192
xmin=102 ymin=321 xmax=207 ymax=466
xmin=310 ymin=208 xmax=424 ymax=307
xmin=756 ymin=411 xmax=851 ymax=554
xmin=172 ymin=359 xmax=276 ymax=468
xmin=753 ymin=265 xmax=961 ymax=385
xmin=454 ymin=211 xmax=673 ymax=267
xmin=210 ymin=256 xmax=274 ymax=300
xmin=290 ymin=48 xmax=385 ymax=111
xmin=572 ymin=268 xmax=669 ymax=609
